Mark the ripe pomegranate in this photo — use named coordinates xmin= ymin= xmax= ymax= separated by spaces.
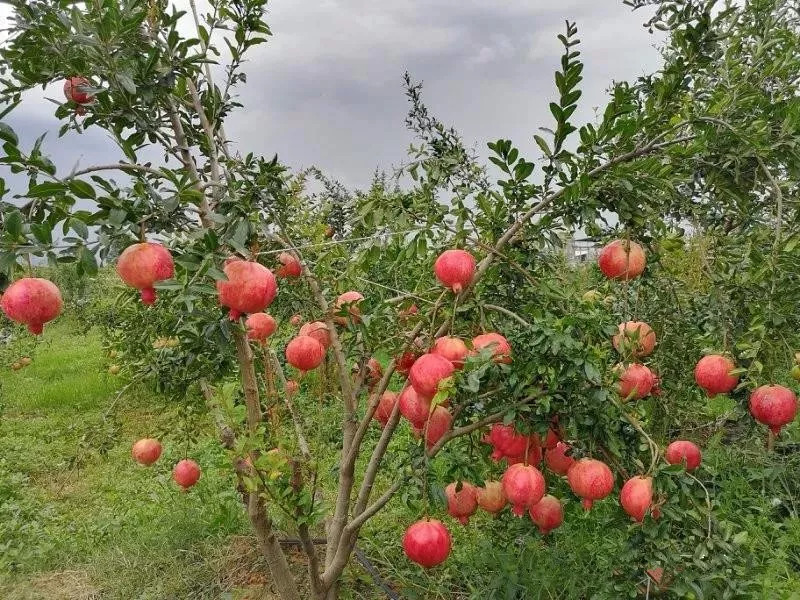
xmin=285 ymin=335 xmax=326 ymax=372
xmin=445 ymin=481 xmax=479 ymax=525
xmin=425 ymin=405 xmax=453 ymax=449
xmin=131 ymin=438 xmax=162 ymax=466
xmin=432 ymin=336 xmax=469 ymax=368
xmin=276 ymin=252 xmax=302 ymax=278
xmin=1 ymin=277 xmax=63 ymax=334
xmin=501 ymin=463 xmax=545 ymax=517
xmin=476 ymin=480 xmax=507 ymax=514
xmin=290 ymin=314 xmax=302 ymax=326
xmin=334 ymin=291 xmax=364 ymax=324
xmin=396 ymin=350 xmax=419 ymax=376
xmin=483 ymin=424 xmax=529 ymax=461
xmin=617 ymin=363 xmax=656 ymax=399
xmin=620 ymin=476 xmax=653 ymax=523
xmin=116 ymin=242 xmax=174 ymax=305
xmin=545 ymin=442 xmax=575 ymax=475
xmin=567 ymin=458 xmax=614 ymax=510
xmin=173 ymin=459 xmax=201 ymax=489
xmin=63 ymin=76 xmax=93 ymax=104
xmin=245 ymin=313 xmax=277 ymax=343
xmin=366 ymin=357 xmax=382 ymax=387
xmin=543 ymin=426 xmax=560 ymax=450
xmin=434 ymin=249 xmax=475 ymax=293
xmin=216 ymin=259 xmax=277 ymax=320
xmin=409 ymin=353 xmax=455 ymax=398
xmin=612 ymin=321 xmax=656 ymax=358
xmin=299 ymin=321 xmax=331 ymax=349
xmin=472 ymin=332 xmax=512 ymax=364
xmin=373 ymin=391 xmax=398 ymax=428
xmin=749 ymin=384 xmax=798 ymax=435
xmin=664 ymin=440 xmax=702 ymax=470
xmin=529 ymin=495 xmax=563 ymax=535
xmin=597 ymin=239 xmax=646 ymax=280
xmin=402 ymin=519 xmax=451 ymax=568
xmin=694 ymin=354 xmax=738 ymax=396
xmin=399 ymin=386 xmax=432 ymax=427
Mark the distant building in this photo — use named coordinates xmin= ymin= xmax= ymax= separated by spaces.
xmin=563 ymin=236 xmax=599 ymax=264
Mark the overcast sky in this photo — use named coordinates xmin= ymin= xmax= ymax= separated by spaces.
xmin=1 ymin=1 xmax=664 ymax=192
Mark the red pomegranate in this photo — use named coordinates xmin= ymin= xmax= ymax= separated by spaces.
xmin=409 ymin=353 xmax=455 ymax=398
xmin=396 ymin=350 xmax=419 ymax=376
xmin=597 ymin=239 xmax=646 ymax=280
xmin=545 ymin=442 xmax=575 ymax=475
xmin=434 ymin=249 xmax=475 ymax=294
xmin=612 ymin=321 xmax=656 ymax=358
xmin=399 ymin=386 xmax=432 ymax=427
xmin=402 ymin=519 xmax=451 ymax=568
xmin=543 ymin=426 xmax=560 ymax=450
xmin=173 ymin=459 xmax=201 ymax=489
xmin=1 ymin=277 xmax=63 ymax=334
xmin=749 ymin=384 xmax=798 ymax=435
xmin=299 ymin=321 xmax=331 ymax=349
xmin=694 ymin=354 xmax=738 ymax=396
xmin=476 ymin=480 xmax=507 ymax=514
xmin=290 ymin=314 xmax=302 ymax=326
xmin=620 ymin=476 xmax=653 ymax=523
xmin=664 ymin=440 xmax=701 ymax=470
xmin=472 ymin=332 xmax=512 ymax=364
xmin=131 ymin=438 xmax=162 ymax=466
xmin=425 ymin=405 xmax=453 ymax=449
xmin=285 ymin=380 xmax=299 ymax=396
xmin=366 ymin=357 xmax=382 ymax=387
xmin=116 ymin=242 xmax=174 ymax=305
xmin=334 ymin=291 xmax=364 ymax=324
xmin=374 ymin=391 xmax=398 ymax=428
xmin=445 ymin=481 xmax=479 ymax=525
xmin=483 ymin=424 xmax=528 ymax=461
xmin=501 ymin=463 xmax=545 ymax=517
xmin=529 ymin=495 xmax=563 ymax=535
xmin=245 ymin=313 xmax=277 ymax=343
xmin=504 ymin=435 xmax=544 ymax=467
xmin=276 ymin=252 xmax=302 ymax=278
xmin=285 ymin=335 xmax=326 ymax=372
xmin=432 ymin=336 xmax=470 ymax=368
xmin=63 ymin=76 xmax=93 ymax=104
xmin=216 ymin=259 xmax=277 ymax=320
xmin=567 ymin=458 xmax=615 ymax=510
xmin=617 ymin=363 xmax=656 ymax=399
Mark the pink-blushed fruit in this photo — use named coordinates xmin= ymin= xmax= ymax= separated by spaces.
xmin=598 ymin=239 xmax=646 ymax=280
xmin=366 ymin=357 xmax=382 ymax=387
xmin=399 ymin=386 xmax=432 ymax=427
xmin=1 ymin=278 xmax=63 ymax=335
xmin=445 ymin=481 xmax=478 ymax=525
xmin=63 ymin=76 xmax=92 ymax=104
xmin=396 ymin=351 xmax=419 ymax=376
xmin=617 ymin=363 xmax=656 ymax=399
xmin=620 ymin=476 xmax=653 ymax=523
xmin=276 ymin=252 xmax=302 ymax=278
xmin=334 ymin=291 xmax=364 ymax=324
xmin=290 ymin=314 xmax=302 ymax=326
xmin=529 ymin=495 xmax=563 ymax=535
xmin=216 ymin=259 xmax=277 ymax=320
xmin=612 ymin=321 xmax=656 ymax=358
xmin=409 ymin=353 xmax=455 ymax=398
xmin=131 ymin=438 xmax=162 ymax=466
xmin=545 ymin=441 xmax=575 ymax=475
xmin=299 ymin=321 xmax=331 ymax=349
xmin=285 ymin=335 xmax=326 ymax=372
xmin=373 ymin=391 xmax=398 ymax=428
xmin=246 ymin=313 xmax=277 ymax=343
xmin=432 ymin=336 xmax=469 ymax=368
xmin=116 ymin=242 xmax=174 ymax=305
xmin=425 ymin=406 xmax=453 ymax=449
xmin=472 ymin=332 xmax=512 ymax=364
xmin=434 ymin=249 xmax=475 ymax=294
xmin=694 ymin=355 xmax=738 ymax=396
xmin=664 ymin=440 xmax=702 ymax=470
xmin=567 ymin=458 xmax=614 ymax=510
xmin=483 ymin=424 xmax=528 ymax=461
xmin=501 ymin=463 xmax=545 ymax=517
xmin=749 ymin=384 xmax=798 ymax=435
xmin=476 ymin=480 xmax=507 ymax=514
xmin=402 ymin=519 xmax=451 ymax=568
xmin=173 ymin=459 xmax=201 ymax=489
xmin=285 ymin=380 xmax=299 ymax=395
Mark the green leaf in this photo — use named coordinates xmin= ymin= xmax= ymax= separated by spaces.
xmin=78 ymin=246 xmax=98 ymax=275
xmin=117 ymin=73 xmax=137 ymax=95
xmin=534 ymin=135 xmax=552 ymax=157
xmin=70 ymin=218 xmax=89 ymax=239
xmin=0 ymin=122 xmax=18 ymax=145
xmin=4 ymin=209 xmax=22 ymax=239
xmin=69 ymin=179 xmax=96 ymax=199
xmin=27 ymin=182 xmax=67 ymax=198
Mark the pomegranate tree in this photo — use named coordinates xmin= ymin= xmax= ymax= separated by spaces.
xmin=116 ymin=242 xmax=175 ymax=305
xmin=216 ymin=259 xmax=277 ymax=320
xmin=445 ymin=481 xmax=479 ymax=525
xmin=597 ymin=239 xmax=646 ymax=280
xmin=694 ymin=355 xmax=739 ymax=396
xmin=434 ymin=249 xmax=475 ymax=293
xmin=1 ymin=277 xmax=63 ymax=334
xmin=528 ymin=495 xmax=563 ymax=535
xmin=567 ymin=458 xmax=614 ymax=510
xmin=402 ymin=519 xmax=451 ymax=568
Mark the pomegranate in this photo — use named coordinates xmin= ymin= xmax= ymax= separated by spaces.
xmin=543 ymin=426 xmax=560 ymax=450
xmin=173 ymin=459 xmax=201 ymax=489
xmin=425 ymin=405 xmax=453 ymax=449
xmin=290 ymin=314 xmax=302 ymax=326
xmin=334 ymin=291 xmax=364 ymax=324
xmin=619 ymin=476 xmax=653 ymax=523
xmin=694 ymin=354 xmax=738 ymax=396
xmin=373 ymin=391 xmax=398 ymax=428
xmin=664 ymin=440 xmax=701 ymax=470
xmin=749 ymin=384 xmax=798 ymax=435
xmin=476 ymin=481 xmax=507 ymax=514
xmin=1 ymin=277 xmax=63 ymax=334
xmin=276 ymin=252 xmax=302 ymax=278
xmin=472 ymin=332 xmax=512 ymax=364
xmin=63 ymin=76 xmax=93 ymax=104
xmin=399 ymin=386 xmax=432 ymax=427
xmin=597 ymin=239 xmax=646 ymax=280
xmin=285 ymin=335 xmax=326 ymax=372
xmin=245 ymin=313 xmax=277 ymax=343
xmin=612 ymin=321 xmax=656 ymax=358
xmin=116 ymin=242 xmax=174 ymax=305
xmin=483 ymin=424 xmax=529 ymax=461
xmin=131 ymin=438 xmax=162 ymax=466
xmin=501 ymin=463 xmax=545 ymax=517
xmin=529 ymin=495 xmax=563 ymax=535
xmin=432 ymin=336 xmax=470 ymax=368
xmin=434 ymin=249 xmax=475 ymax=294
xmin=409 ymin=353 xmax=455 ymax=398
xmin=545 ymin=441 xmax=575 ymax=475
xmin=445 ymin=481 xmax=479 ymax=525
xmin=567 ymin=458 xmax=614 ymax=510
xmin=617 ymin=363 xmax=656 ymax=399
xmin=216 ymin=259 xmax=277 ymax=320
xmin=402 ymin=519 xmax=451 ymax=568
xmin=396 ymin=350 xmax=419 ymax=376
xmin=285 ymin=379 xmax=299 ymax=395
xmin=366 ymin=357 xmax=382 ymax=387
xmin=299 ymin=321 xmax=332 ymax=349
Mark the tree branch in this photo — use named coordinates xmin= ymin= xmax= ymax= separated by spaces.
xmin=482 ymin=303 xmax=532 ymax=328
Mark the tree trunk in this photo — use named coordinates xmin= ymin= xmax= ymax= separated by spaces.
xmin=248 ymin=492 xmax=302 ymax=600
